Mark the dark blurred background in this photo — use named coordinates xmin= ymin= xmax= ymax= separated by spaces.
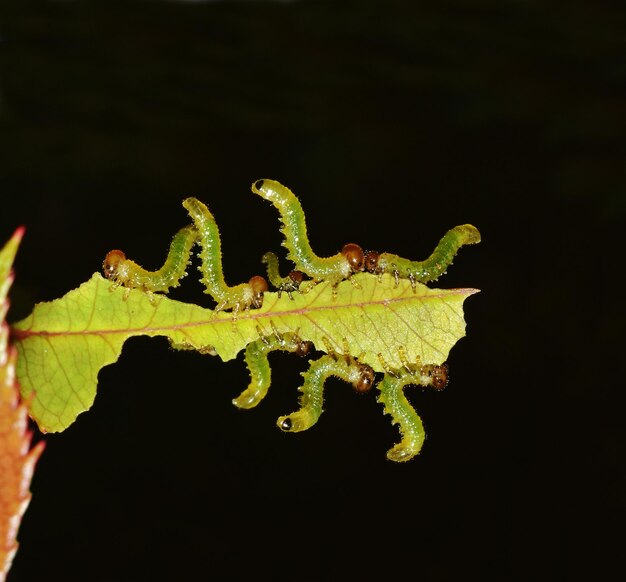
xmin=1 ymin=1 xmax=624 ymax=580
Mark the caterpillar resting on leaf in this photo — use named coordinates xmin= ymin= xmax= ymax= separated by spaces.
xmin=252 ymin=179 xmax=365 ymax=288
xmin=252 ymin=179 xmax=479 ymax=296
xmin=102 ymin=225 xmax=196 ymax=296
xmin=98 ymin=179 xmax=480 ymax=462
xmin=103 ymin=199 xmax=269 ymax=314
xmin=182 ymin=197 xmax=268 ymax=313
xmin=364 ymin=224 xmax=481 ymax=289
xmin=261 ymin=251 xmax=305 ymax=298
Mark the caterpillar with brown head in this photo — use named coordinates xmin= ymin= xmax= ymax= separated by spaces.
xmin=376 ymin=361 xmax=450 ymax=461
xmin=102 ymin=225 xmax=196 ymax=295
xmin=103 ymin=199 xmax=269 ymax=314
xmin=236 ymin=325 xmax=441 ymax=463
xmin=253 ymin=179 xmax=480 ymax=294
xmin=182 ymin=197 xmax=268 ymax=313
xmin=261 ymin=251 xmax=305 ymax=298
xmin=363 ymin=224 xmax=481 ymax=290
xmin=277 ymin=353 xmax=376 ymax=433
xmin=252 ymin=179 xmax=365 ymax=288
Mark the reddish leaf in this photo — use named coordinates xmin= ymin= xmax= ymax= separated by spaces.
xmin=0 ymin=228 xmax=44 ymax=581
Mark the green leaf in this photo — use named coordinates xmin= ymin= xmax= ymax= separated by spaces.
xmin=12 ymin=272 xmax=478 ymax=433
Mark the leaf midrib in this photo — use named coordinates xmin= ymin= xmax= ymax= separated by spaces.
xmin=11 ymin=286 xmax=478 ymax=339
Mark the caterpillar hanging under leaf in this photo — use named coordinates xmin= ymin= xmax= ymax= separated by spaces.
xmin=270 ymin=339 xmax=446 ymax=461
xmin=374 ymin=356 xmax=450 ymax=461
xmin=233 ymin=325 xmax=314 ymax=409
xmin=97 ymin=179 xmax=480 ymax=462
xmin=276 ymin=353 xmax=376 ymax=433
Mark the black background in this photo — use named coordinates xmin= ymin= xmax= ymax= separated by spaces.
xmin=1 ymin=1 xmax=624 ymax=581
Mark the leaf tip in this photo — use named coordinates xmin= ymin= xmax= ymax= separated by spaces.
xmin=12 ymin=226 xmax=26 ymax=243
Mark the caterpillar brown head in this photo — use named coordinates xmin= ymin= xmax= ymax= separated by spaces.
xmin=103 ymin=250 xmax=127 ymax=282
xmin=288 ymin=270 xmax=304 ymax=285
xmin=426 ymin=364 xmax=448 ymax=390
xmin=294 ymin=338 xmax=315 ymax=357
xmin=341 ymin=243 xmax=364 ymax=273
xmin=363 ymin=250 xmax=381 ymax=274
xmin=353 ymin=362 xmax=375 ymax=394
xmin=247 ymin=275 xmax=269 ymax=309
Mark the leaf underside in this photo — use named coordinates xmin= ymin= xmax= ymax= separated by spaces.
xmin=12 ymin=272 xmax=478 ymax=433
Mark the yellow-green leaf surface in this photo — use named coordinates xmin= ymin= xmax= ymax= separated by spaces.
xmin=12 ymin=272 xmax=478 ymax=433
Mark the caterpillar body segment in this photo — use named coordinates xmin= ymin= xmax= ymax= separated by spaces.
xmin=233 ymin=329 xmax=314 ymax=410
xmin=252 ymin=179 xmax=364 ymax=286
xmin=102 ymin=225 xmax=197 ymax=295
xmin=365 ymin=224 xmax=481 ymax=288
xmin=182 ymin=197 xmax=268 ymax=313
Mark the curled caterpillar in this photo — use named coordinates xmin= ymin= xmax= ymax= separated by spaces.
xmin=375 ymin=359 xmax=449 ymax=461
xmin=252 ymin=179 xmax=364 ymax=287
xmin=233 ymin=325 xmax=314 ymax=409
xmin=182 ymin=197 xmax=268 ymax=313
xmin=364 ymin=224 xmax=481 ymax=289
xmin=277 ymin=353 xmax=376 ymax=433
xmin=102 ymin=225 xmax=196 ymax=295
xmin=377 ymin=371 xmax=427 ymax=462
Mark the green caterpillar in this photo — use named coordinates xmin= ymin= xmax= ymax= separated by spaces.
xmin=252 ymin=179 xmax=365 ymax=287
xmin=364 ymin=224 xmax=481 ymax=289
xmin=260 ymin=251 xmax=304 ymax=298
xmin=276 ymin=351 xmax=375 ymax=433
xmin=253 ymin=178 xmax=480 ymax=294
xmin=101 ymin=180 xmax=478 ymax=461
xmin=233 ymin=326 xmax=314 ymax=409
xmin=103 ymin=198 xmax=269 ymax=314
xmin=102 ymin=225 xmax=196 ymax=296
xmin=234 ymin=326 xmax=448 ymax=461
xmin=182 ymin=197 xmax=268 ymax=313
xmin=377 ymin=362 xmax=448 ymax=462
